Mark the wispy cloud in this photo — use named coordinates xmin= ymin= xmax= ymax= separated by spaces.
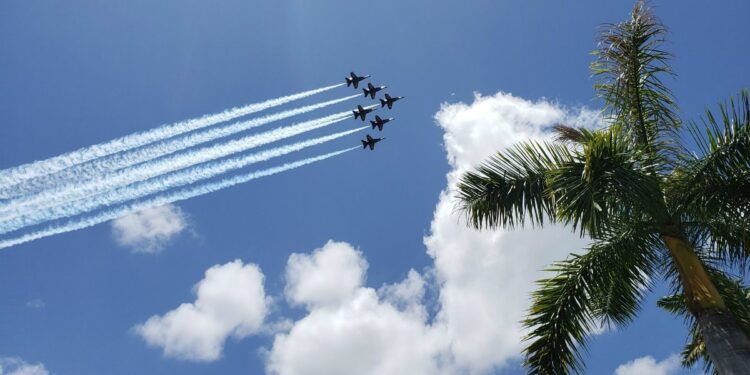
xmin=111 ymin=204 xmax=188 ymax=253
xmin=25 ymin=299 xmax=46 ymax=310
xmin=0 ymin=357 xmax=50 ymax=375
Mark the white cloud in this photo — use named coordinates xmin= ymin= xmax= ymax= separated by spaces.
xmin=425 ymin=92 xmax=596 ymax=373
xmin=614 ymin=354 xmax=681 ymax=375
xmin=0 ymin=357 xmax=50 ymax=375
xmin=284 ymin=240 xmax=368 ymax=308
xmin=267 ymin=92 xmax=600 ymax=375
xmin=379 ymin=269 xmax=427 ymax=319
xmin=267 ymin=242 xmax=450 ymax=375
xmin=134 ymin=260 xmax=269 ymax=362
xmin=111 ymin=203 xmax=187 ymax=253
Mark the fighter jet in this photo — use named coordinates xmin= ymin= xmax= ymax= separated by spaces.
xmin=345 ymin=72 xmax=370 ymax=89
xmin=352 ymin=105 xmax=376 ymax=121
xmin=361 ymin=134 xmax=385 ymax=150
xmin=370 ymin=115 xmax=394 ymax=131
xmin=379 ymin=93 xmax=404 ymax=109
xmin=363 ymin=82 xmax=386 ymax=99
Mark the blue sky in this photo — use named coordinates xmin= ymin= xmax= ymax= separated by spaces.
xmin=0 ymin=1 xmax=748 ymax=374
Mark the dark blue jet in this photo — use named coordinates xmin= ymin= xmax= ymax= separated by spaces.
xmin=370 ymin=115 xmax=394 ymax=131
xmin=352 ymin=105 xmax=376 ymax=121
xmin=361 ymin=134 xmax=385 ymax=150
xmin=345 ymin=72 xmax=370 ymax=89
xmin=363 ymin=83 xmax=386 ymax=99
xmin=379 ymin=93 xmax=404 ymax=109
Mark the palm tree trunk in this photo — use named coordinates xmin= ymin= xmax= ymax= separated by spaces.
xmin=697 ymin=309 xmax=750 ymax=375
xmin=662 ymin=234 xmax=750 ymax=374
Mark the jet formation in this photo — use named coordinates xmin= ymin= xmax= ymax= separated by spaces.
xmin=344 ymin=71 xmax=405 ymax=151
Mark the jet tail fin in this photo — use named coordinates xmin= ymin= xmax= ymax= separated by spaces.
xmin=353 ymin=110 xmax=360 ymax=120
xmin=363 ymin=88 xmax=371 ymax=98
xmin=379 ymin=99 xmax=386 ymax=108
xmin=361 ymin=140 xmax=368 ymax=149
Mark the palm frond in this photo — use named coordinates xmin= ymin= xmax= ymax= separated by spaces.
xmin=523 ymin=227 xmax=658 ymax=374
xmin=456 ymin=141 xmax=572 ymax=230
xmin=589 ymin=227 xmax=660 ymax=326
xmin=667 ymin=90 xmax=750 ymax=272
xmin=547 ymin=126 xmax=666 ymax=236
xmin=552 ymin=124 xmax=597 ymax=145
xmin=672 ymin=89 xmax=750 ymax=220
xmin=591 ymin=1 xmax=678 ymax=150
xmin=685 ymin=218 xmax=750 ymax=274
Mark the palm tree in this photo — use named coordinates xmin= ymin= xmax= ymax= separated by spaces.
xmin=456 ymin=2 xmax=750 ymax=374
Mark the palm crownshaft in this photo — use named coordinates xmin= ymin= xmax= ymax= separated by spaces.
xmin=457 ymin=2 xmax=750 ymax=374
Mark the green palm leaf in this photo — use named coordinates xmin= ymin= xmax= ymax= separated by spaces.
xmin=523 ymin=227 xmax=658 ymax=374
xmin=591 ymin=0 xmax=679 ymax=150
xmin=456 ymin=141 xmax=571 ymax=230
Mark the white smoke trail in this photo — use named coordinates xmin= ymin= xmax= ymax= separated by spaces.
xmin=0 ymin=147 xmax=358 ymax=250
xmin=1 ymin=127 xmax=366 ymax=232
xmin=0 ymin=112 xmax=352 ymax=233
xmin=0 ymin=83 xmax=344 ymax=190
xmin=1 ymin=105 xmax=375 ymax=217
xmin=1 ymin=94 xmax=358 ymax=198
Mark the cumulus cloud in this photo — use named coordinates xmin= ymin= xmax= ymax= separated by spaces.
xmin=379 ymin=269 xmax=428 ymax=319
xmin=267 ymin=241 xmax=450 ymax=375
xmin=284 ymin=240 xmax=368 ymax=308
xmin=134 ymin=260 xmax=269 ymax=362
xmin=426 ymin=92 xmax=597 ymax=372
xmin=267 ymin=92 xmax=600 ymax=375
xmin=0 ymin=357 xmax=50 ymax=375
xmin=111 ymin=203 xmax=188 ymax=253
xmin=614 ymin=354 xmax=681 ymax=375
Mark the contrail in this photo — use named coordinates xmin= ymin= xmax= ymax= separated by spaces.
xmin=0 ymin=147 xmax=358 ymax=250
xmin=0 ymin=94 xmax=359 ymax=198
xmin=0 ymin=112 xmax=353 ymax=230
xmin=1 ymin=105 xmax=376 ymax=217
xmin=0 ymin=83 xmax=344 ymax=190
xmin=0 ymin=128 xmax=367 ymax=233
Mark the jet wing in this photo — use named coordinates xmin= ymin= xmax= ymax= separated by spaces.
xmin=369 ymin=143 xmax=375 ymax=150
